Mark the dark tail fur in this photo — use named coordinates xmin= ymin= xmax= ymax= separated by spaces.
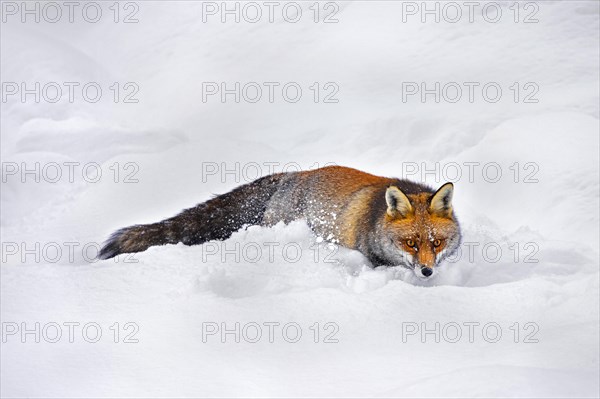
xmin=98 ymin=174 xmax=283 ymax=259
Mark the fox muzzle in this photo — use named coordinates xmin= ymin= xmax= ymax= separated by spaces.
xmin=421 ymin=267 xmax=433 ymax=277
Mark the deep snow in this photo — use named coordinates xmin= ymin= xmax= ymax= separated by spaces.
xmin=1 ymin=1 xmax=599 ymax=397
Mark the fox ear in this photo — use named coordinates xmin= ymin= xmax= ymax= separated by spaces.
xmin=429 ymin=182 xmax=454 ymax=217
xmin=385 ymin=186 xmax=413 ymax=218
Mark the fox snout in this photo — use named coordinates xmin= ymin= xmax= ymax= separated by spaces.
xmin=415 ymin=253 xmax=436 ymax=278
xmin=413 ymin=265 xmax=435 ymax=279
xmin=419 ymin=267 xmax=434 ymax=278
xmin=406 ymin=245 xmax=438 ymax=278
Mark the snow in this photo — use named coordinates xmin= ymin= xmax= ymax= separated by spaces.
xmin=1 ymin=1 xmax=599 ymax=397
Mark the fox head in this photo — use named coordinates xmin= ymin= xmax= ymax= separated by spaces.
xmin=382 ymin=182 xmax=461 ymax=278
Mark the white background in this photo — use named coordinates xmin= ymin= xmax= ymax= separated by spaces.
xmin=1 ymin=1 xmax=599 ymax=397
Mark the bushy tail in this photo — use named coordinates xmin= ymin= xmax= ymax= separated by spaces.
xmin=98 ymin=174 xmax=282 ymax=259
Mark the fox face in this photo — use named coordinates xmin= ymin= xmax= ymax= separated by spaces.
xmin=381 ymin=182 xmax=460 ymax=278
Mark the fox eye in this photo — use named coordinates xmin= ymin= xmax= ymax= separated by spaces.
xmin=406 ymin=239 xmax=416 ymax=248
xmin=433 ymin=239 xmax=442 ymax=247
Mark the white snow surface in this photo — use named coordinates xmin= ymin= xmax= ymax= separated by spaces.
xmin=1 ymin=1 xmax=599 ymax=398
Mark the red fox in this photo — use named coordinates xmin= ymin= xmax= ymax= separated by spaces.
xmin=99 ymin=166 xmax=461 ymax=278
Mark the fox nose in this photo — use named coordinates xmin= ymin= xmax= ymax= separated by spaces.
xmin=421 ymin=267 xmax=433 ymax=277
